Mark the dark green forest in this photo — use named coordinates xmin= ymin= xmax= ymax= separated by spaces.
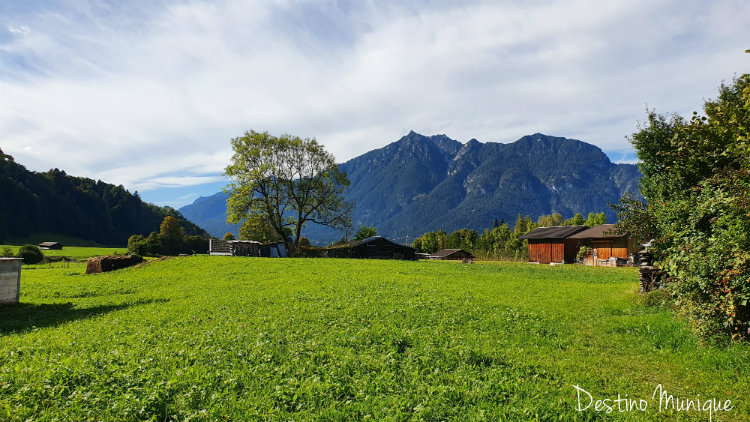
xmin=0 ymin=149 xmax=207 ymax=246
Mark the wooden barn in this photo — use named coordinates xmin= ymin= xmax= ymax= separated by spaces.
xmin=430 ymin=249 xmax=474 ymax=261
xmin=209 ymin=239 xmax=261 ymax=256
xmin=326 ymin=236 xmax=416 ymax=260
xmin=38 ymin=242 xmax=63 ymax=250
xmin=569 ymin=224 xmax=635 ymax=266
xmin=519 ymin=226 xmax=587 ymax=264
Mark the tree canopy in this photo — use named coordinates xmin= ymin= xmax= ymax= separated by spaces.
xmin=127 ymin=216 xmax=208 ymax=256
xmin=224 ymin=130 xmax=353 ymax=252
xmin=238 ymin=213 xmax=281 ymax=243
xmin=354 ymin=225 xmax=377 ymax=241
xmin=616 ymin=74 xmax=750 ymax=341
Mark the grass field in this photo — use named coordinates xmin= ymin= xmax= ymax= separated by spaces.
xmin=2 ymin=232 xmax=114 ymax=248
xmin=1 ymin=257 xmax=747 ymax=421
xmin=1 ymin=245 xmax=126 ymax=260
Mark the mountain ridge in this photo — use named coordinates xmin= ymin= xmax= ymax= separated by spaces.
xmin=179 ymin=132 xmax=640 ymax=243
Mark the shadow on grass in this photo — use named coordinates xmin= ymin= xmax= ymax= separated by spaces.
xmin=0 ymin=298 xmax=168 ymax=335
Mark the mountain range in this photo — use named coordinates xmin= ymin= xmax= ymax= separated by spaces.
xmin=179 ymin=132 xmax=641 ymax=244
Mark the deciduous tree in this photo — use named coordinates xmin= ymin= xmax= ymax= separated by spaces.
xmin=354 ymin=225 xmax=377 ymax=241
xmin=616 ymin=74 xmax=750 ymax=340
xmin=225 ymin=130 xmax=353 ymax=253
xmin=238 ymin=213 xmax=280 ymax=243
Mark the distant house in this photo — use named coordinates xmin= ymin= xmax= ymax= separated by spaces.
xmin=209 ymin=239 xmax=261 ymax=256
xmin=38 ymin=242 xmax=63 ymax=250
xmin=519 ymin=226 xmax=587 ymax=264
xmin=568 ymin=224 xmax=636 ymax=266
xmin=430 ymin=249 xmax=474 ymax=261
xmin=326 ymin=236 xmax=416 ymax=260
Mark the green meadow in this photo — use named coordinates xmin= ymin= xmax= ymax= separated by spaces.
xmin=1 ymin=245 xmax=126 ymax=260
xmin=1 ymin=257 xmax=747 ymax=421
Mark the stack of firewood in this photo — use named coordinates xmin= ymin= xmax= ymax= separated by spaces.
xmin=638 ymin=246 xmax=661 ymax=292
xmin=86 ymin=255 xmax=144 ymax=274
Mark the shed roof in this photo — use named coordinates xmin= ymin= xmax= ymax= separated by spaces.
xmin=568 ymin=224 xmax=626 ymax=240
xmin=352 ymin=236 xmax=415 ymax=250
xmin=519 ymin=225 xmax=587 ymax=240
xmin=38 ymin=242 xmax=61 ymax=247
xmin=431 ymin=249 xmax=474 ymax=258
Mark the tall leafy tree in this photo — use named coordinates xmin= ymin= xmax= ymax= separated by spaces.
xmin=584 ymin=212 xmax=606 ymax=227
xmin=568 ymin=213 xmax=585 ymax=226
xmin=159 ymin=216 xmax=184 ymax=255
xmin=225 ymin=130 xmax=353 ymax=252
xmin=616 ymin=74 xmax=750 ymax=340
xmin=354 ymin=225 xmax=377 ymax=241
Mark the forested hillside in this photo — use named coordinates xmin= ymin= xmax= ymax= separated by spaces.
xmin=0 ymin=149 xmax=207 ymax=245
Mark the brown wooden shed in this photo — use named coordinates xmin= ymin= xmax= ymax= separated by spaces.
xmin=519 ymin=226 xmax=587 ymax=264
xmin=568 ymin=224 xmax=635 ymax=266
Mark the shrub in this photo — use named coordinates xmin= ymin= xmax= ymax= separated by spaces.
xmin=1 ymin=247 xmax=13 ymax=257
xmin=127 ymin=234 xmax=150 ymax=256
xmin=17 ymin=244 xmax=44 ymax=264
xmin=182 ymin=235 xmax=209 ymax=254
xmin=616 ymin=74 xmax=750 ymax=341
xmin=576 ymin=245 xmax=590 ymax=261
xmin=298 ymin=237 xmax=311 ymax=247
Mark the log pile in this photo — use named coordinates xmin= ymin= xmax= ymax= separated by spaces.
xmin=86 ymin=255 xmax=144 ymax=274
xmin=638 ymin=247 xmax=661 ymax=292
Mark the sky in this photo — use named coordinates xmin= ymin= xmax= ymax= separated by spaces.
xmin=1 ymin=0 xmax=748 ymax=208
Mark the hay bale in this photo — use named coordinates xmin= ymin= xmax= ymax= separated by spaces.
xmin=86 ymin=255 xmax=144 ymax=274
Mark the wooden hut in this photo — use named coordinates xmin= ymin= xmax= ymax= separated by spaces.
xmin=519 ymin=226 xmax=587 ymax=264
xmin=38 ymin=242 xmax=63 ymax=250
xmin=326 ymin=236 xmax=416 ymax=260
xmin=430 ymin=249 xmax=474 ymax=261
xmin=209 ymin=239 xmax=261 ymax=256
xmin=568 ymin=224 xmax=635 ymax=266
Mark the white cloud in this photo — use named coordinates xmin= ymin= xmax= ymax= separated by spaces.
xmin=7 ymin=25 xmax=30 ymax=35
xmin=0 ymin=0 xmax=747 ymax=201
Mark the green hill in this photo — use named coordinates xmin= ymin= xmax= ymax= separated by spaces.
xmin=0 ymin=148 xmax=207 ymax=245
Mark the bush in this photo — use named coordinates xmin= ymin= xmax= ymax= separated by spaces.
xmin=1 ymin=247 xmax=13 ymax=257
xmin=127 ymin=234 xmax=150 ymax=256
xmin=17 ymin=244 xmax=44 ymax=264
xmin=182 ymin=235 xmax=209 ymax=254
xmin=126 ymin=217 xmax=209 ymax=257
xmin=617 ymin=74 xmax=750 ymax=341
